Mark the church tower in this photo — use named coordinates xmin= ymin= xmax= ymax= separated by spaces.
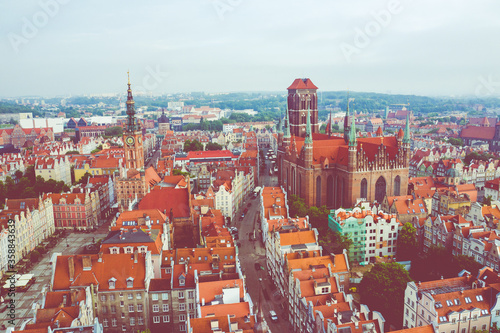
xmin=123 ymin=72 xmax=144 ymax=170
xmin=287 ymin=78 xmax=319 ymax=137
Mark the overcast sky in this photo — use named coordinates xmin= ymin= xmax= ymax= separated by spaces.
xmin=1 ymin=0 xmax=499 ymax=98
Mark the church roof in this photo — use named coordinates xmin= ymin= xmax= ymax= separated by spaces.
xmin=287 ymin=78 xmax=318 ymax=90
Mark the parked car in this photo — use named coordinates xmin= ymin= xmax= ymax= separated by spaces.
xmin=269 ymin=310 xmax=279 ymax=322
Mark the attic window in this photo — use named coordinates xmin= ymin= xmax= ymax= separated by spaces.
xmin=127 ymin=277 xmax=134 ymax=288
xmin=464 ymin=297 xmax=472 ymax=304
xmin=476 ymin=295 xmax=484 ymax=301
xmin=179 ymin=275 xmax=186 ymax=286
xmin=109 ymin=277 xmax=117 ymax=289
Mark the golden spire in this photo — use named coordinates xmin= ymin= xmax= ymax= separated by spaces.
xmin=127 ymin=70 xmax=130 ymax=85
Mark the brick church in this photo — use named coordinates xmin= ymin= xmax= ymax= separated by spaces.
xmin=277 ymin=78 xmax=410 ymax=209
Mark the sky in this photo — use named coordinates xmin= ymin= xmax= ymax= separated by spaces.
xmin=1 ymin=0 xmax=500 ymax=98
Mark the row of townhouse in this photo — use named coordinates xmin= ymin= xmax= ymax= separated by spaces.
xmin=260 ymin=186 xmax=383 ymax=333
xmin=14 ymin=286 xmax=103 ymax=333
xmin=452 ymin=228 xmax=500 ymax=271
xmin=419 ymin=214 xmax=473 ymax=253
xmin=45 ymin=191 xmax=100 ymax=231
xmin=403 ymin=268 xmax=500 ymax=332
xmin=0 ymin=153 xmax=27 ymax=182
xmin=0 ymin=196 xmax=55 ymax=278
xmin=73 ymin=149 xmax=125 ymax=182
xmin=60 ymin=246 xmax=253 ymax=332
xmin=328 ymin=206 xmax=401 ymax=265
xmin=206 ymin=167 xmax=254 ymax=220
xmin=35 ymin=156 xmax=72 ymax=185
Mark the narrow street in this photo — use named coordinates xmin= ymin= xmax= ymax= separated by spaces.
xmin=235 ymin=148 xmax=292 ymax=332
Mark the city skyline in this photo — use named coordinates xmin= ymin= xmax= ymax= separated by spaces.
xmin=1 ymin=0 xmax=500 ymax=98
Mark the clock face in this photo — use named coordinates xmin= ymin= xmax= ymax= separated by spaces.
xmin=126 ymin=136 xmax=135 ymax=146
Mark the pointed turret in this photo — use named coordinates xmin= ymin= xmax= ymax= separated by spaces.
xmin=126 ymin=71 xmax=137 ymax=133
xmin=348 ymin=117 xmax=357 ymax=147
xmin=403 ymin=113 xmax=411 ymax=144
xmin=305 ymin=107 xmax=313 ymax=145
xmin=344 ymin=92 xmax=352 ymax=143
xmin=277 ymin=113 xmax=283 ymax=134
xmin=284 ymin=109 xmax=291 ymax=139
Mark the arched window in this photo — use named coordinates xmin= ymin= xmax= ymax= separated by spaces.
xmin=375 ymin=176 xmax=386 ymax=203
xmin=327 ymin=175 xmax=334 ymax=208
xmin=298 ymin=174 xmax=302 ymax=197
xmin=361 ymin=178 xmax=368 ymax=200
xmin=394 ymin=175 xmax=401 ymax=196
xmin=316 ymin=176 xmax=322 ymax=207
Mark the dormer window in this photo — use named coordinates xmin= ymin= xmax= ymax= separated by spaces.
xmin=124 ymin=247 xmax=133 ymax=254
xmin=179 ymin=274 xmax=186 ymax=286
xmin=110 ymin=247 xmax=120 ymax=254
xmin=138 ymin=246 xmax=147 ymax=254
xmin=109 ymin=277 xmax=117 ymax=289
xmin=126 ymin=277 xmax=134 ymax=288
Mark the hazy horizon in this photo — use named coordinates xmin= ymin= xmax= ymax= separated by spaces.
xmin=2 ymin=0 xmax=500 ymax=98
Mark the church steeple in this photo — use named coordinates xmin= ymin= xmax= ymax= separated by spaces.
xmin=403 ymin=113 xmax=411 ymax=144
xmin=126 ymin=71 xmax=139 ymax=133
xmin=277 ymin=112 xmax=283 ymax=134
xmin=305 ymin=107 xmax=313 ymax=145
xmin=344 ymin=92 xmax=352 ymax=143
xmin=348 ymin=116 xmax=357 ymax=147
xmin=284 ymin=108 xmax=291 ymax=139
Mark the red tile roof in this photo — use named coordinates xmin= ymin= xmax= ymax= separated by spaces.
xmin=288 ymin=78 xmax=318 ymax=90
xmin=138 ymin=187 xmax=191 ymax=218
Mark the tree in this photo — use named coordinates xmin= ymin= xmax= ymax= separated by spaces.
xmin=14 ymin=170 xmax=23 ymax=179
xmin=448 ymin=137 xmax=463 ymax=146
xmin=65 ymin=150 xmax=80 ymax=155
xmin=359 ymin=262 xmax=412 ymax=328
xmin=483 ymin=195 xmax=493 ymax=206
xmin=184 ymin=139 xmax=203 ymax=152
xmin=104 ymin=126 xmax=123 ymax=137
xmin=78 ymin=172 xmax=92 ymax=185
xmin=397 ymin=222 xmax=418 ymax=261
xmin=206 ymin=142 xmax=223 ymax=151
xmin=288 ymin=195 xmax=308 ymax=218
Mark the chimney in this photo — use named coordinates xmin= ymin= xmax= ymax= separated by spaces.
xmin=62 ymin=294 xmax=67 ymax=306
xmin=68 ymin=256 xmax=75 ymax=281
xmin=134 ymin=250 xmax=138 ymax=263
xmin=71 ymin=289 xmax=77 ymax=305
xmin=82 ymin=255 xmax=92 ymax=271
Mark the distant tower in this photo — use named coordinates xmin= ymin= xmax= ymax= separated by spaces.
xmin=123 ymin=72 xmax=144 ymax=170
xmin=287 ymin=78 xmax=319 ymax=137
xmin=344 ymin=93 xmax=352 ymax=143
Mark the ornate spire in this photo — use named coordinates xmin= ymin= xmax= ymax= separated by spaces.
xmin=284 ymin=108 xmax=291 ymax=138
xmin=403 ymin=113 xmax=410 ymax=144
xmin=126 ymin=71 xmax=137 ymax=133
xmin=348 ymin=116 xmax=357 ymax=147
xmin=305 ymin=107 xmax=313 ymax=144
xmin=277 ymin=111 xmax=283 ymax=134
xmin=344 ymin=91 xmax=352 ymax=142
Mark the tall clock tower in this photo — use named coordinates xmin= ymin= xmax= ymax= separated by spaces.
xmin=123 ymin=72 xmax=144 ymax=170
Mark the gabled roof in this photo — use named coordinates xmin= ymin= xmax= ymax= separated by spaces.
xmin=52 ymin=253 xmax=146 ymax=291
xmin=139 ymin=187 xmax=190 ymax=218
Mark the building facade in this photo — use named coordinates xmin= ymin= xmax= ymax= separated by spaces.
xmin=277 ymin=79 xmax=410 ymax=209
